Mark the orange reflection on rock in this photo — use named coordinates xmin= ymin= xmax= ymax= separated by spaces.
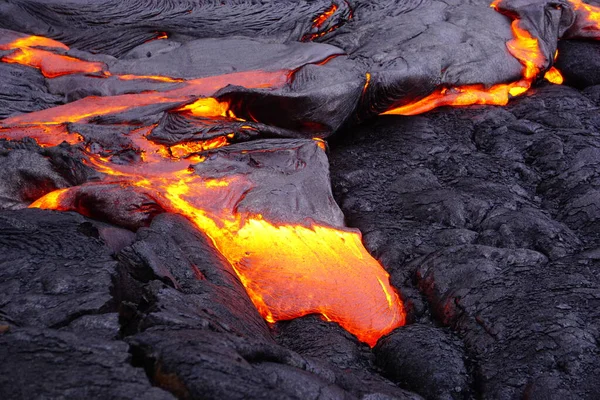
xmin=384 ymin=0 xmax=549 ymax=115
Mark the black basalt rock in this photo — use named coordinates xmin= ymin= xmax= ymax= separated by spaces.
xmin=374 ymin=324 xmax=471 ymax=400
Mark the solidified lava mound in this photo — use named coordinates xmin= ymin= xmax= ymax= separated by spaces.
xmin=1 ymin=0 xmax=600 ymax=399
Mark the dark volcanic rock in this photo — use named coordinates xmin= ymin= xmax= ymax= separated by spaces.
xmin=374 ymin=324 xmax=471 ymax=400
xmin=0 ymin=139 xmax=104 ymax=209
xmin=194 ymin=139 xmax=346 ymax=227
xmin=129 ymin=328 xmax=422 ymax=400
xmin=556 ymin=40 xmax=600 ymax=89
xmin=0 ymin=209 xmax=118 ymax=328
xmin=275 ymin=315 xmax=425 ymax=400
xmin=0 ymin=62 xmax=62 ymax=119
xmin=0 ymin=208 xmax=173 ymax=399
xmin=0 ymin=327 xmax=174 ymax=400
xmin=116 ymin=213 xmax=272 ymax=340
xmin=54 ymin=183 xmax=166 ymax=231
xmin=329 ymin=83 xmax=600 ymax=398
xmin=129 ymin=328 xmax=351 ymax=400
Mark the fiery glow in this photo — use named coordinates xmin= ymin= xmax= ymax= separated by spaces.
xmin=362 ymin=72 xmax=371 ymax=97
xmin=96 ymin=159 xmax=405 ymax=346
xmin=177 ymin=98 xmax=238 ymax=119
xmin=29 ymin=188 xmax=69 ymax=209
xmin=160 ymin=178 xmax=404 ymax=345
xmin=0 ymin=70 xmax=289 ymax=126
xmin=169 ymin=137 xmax=229 ymax=158
xmin=568 ymin=0 xmax=600 ymax=31
xmin=0 ymin=35 xmax=69 ymax=51
xmin=313 ymin=138 xmax=327 ymax=151
xmin=15 ymin=116 xmax=405 ymax=346
xmin=506 ymin=20 xmax=545 ymax=80
xmin=313 ymin=4 xmax=338 ymax=29
xmin=118 ymin=74 xmax=184 ymax=83
xmin=383 ymin=81 xmax=530 ymax=115
xmin=544 ymin=66 xmax=564 ymax=84
xmin=302 ymin=2 xmax=347 ymax=41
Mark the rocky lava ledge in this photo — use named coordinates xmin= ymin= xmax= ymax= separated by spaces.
xmin=1 ymin=1 xmax=600 ymax=400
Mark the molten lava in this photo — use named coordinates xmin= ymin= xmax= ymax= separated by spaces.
xmin=0 ymin=36 xmax=106 ymax=78
xmin=0 ymin=34 xmax=405 ymax=346
xmin=383 ymin=81 xmax=530 ymax=116
xmin=22 ymin=123 xmax=405 ymax=346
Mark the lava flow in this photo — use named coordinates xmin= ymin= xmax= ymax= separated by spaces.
xmin=0 ymin=34 xmax=106 ymax=78
xmin=0 ymin=34 xmax=405 ymax=346
xmin=383 ymin=0 xmax=561 ymax=116
xmin=26 ymin=124 xmax=405 ymax=347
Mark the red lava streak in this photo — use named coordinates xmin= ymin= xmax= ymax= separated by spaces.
xmin=313 ymin=4 xmax=338 ymax=29
xmin=0 ymin=71 xmax=290 ymax=125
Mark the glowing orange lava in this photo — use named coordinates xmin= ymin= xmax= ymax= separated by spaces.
xmin=544 ymin=66 xmax=564 ymax=84
xmin=0 ymin=35 xmax=69 ymax=51
xmin=30 ymin=188 xmax=70 ymax=210
xmin=169 ymin=137 xmax=230 ymax=158
xmin=0 ymin=36 xmax=107 ymax=78
xmin=117 ymin=74 xmax=185 ymax=83
xmin=383 ymin=81 xmax=530 ymax=116
xmin=177 ymin=98 xmax=239 ymax=119
xmin=0 ymin=34 xmax=405 ymax=346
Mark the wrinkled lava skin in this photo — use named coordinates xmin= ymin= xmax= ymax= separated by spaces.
xmin=0 ymin=0 xmax=600 ymax=399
